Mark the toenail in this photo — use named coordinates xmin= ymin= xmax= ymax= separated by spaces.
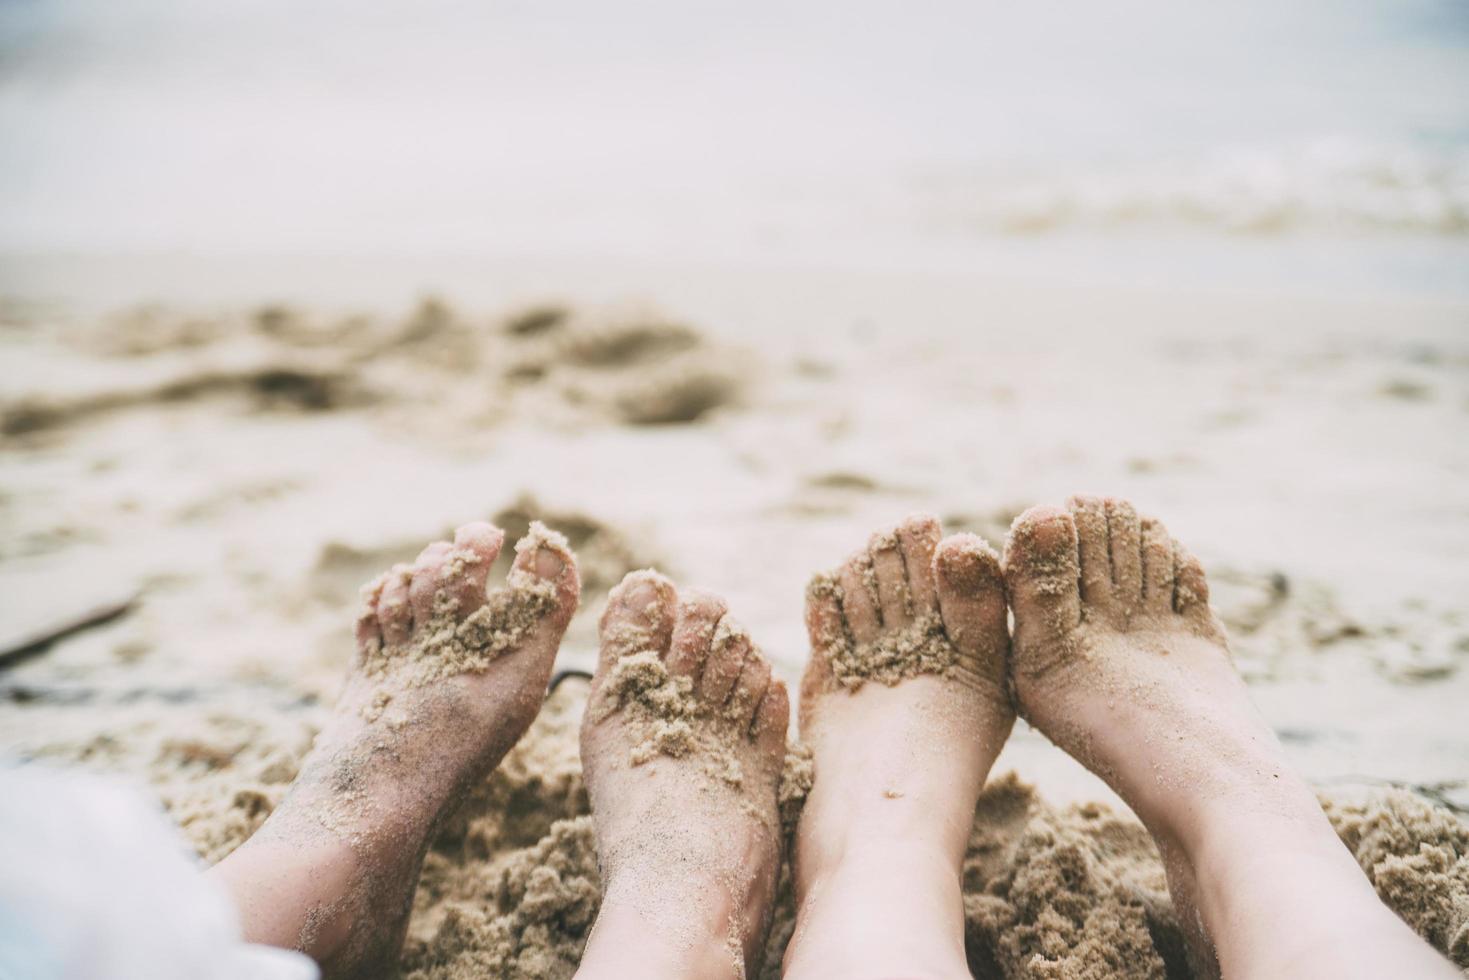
xmin=620 ymin=577 xmax=659 ymax=608
xmin=534 ymin=546 xmax=565 ymax=577
xmin=938 ymin=540 xmax=994 ymax=591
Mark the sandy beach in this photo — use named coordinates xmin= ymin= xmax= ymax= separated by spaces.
xmin=1 ymin=248 xmax=1466 ymax=974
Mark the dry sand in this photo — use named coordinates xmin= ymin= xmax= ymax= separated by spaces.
xmin=167 ymin=686 xmax=1469 ymax=978
xmin=1 ymin=272 xmax=1467 ymax=975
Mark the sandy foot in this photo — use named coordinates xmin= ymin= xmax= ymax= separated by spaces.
xmin=1004 ymin=495 xmax=1459 ymax=979
xmin=784 ymin=515 xmax=1015 ymax=980
xmin=210 ymin=520 xmax=579 ymax=978
xmin=575 ymin=571 xmax=790 ymax=980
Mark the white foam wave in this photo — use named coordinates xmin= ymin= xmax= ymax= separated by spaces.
xmin=916 ymin=140 xmax=1469 ymax=236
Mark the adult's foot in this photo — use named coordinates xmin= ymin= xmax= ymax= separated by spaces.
xmin=783 ymin=515 xmax=1014 ymax=980
xmin=210 ymin=520 xmax=579 ymax=979
xmin=576 ymin=571 xmax=790 ymax=980
xmin=1004 ymin=495 xmax=1457 ymax=979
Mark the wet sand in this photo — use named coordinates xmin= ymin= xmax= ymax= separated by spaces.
xmin=1 ymin=260 xmax=1466 ymax=975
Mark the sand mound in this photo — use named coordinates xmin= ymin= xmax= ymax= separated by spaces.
xmin=164 ymin=685 xmax=1468 ymax=979
xmin=500 ymin=308 xmax=746 ymax=425
xmin=2 ymin=299 xmax=749 ymax=442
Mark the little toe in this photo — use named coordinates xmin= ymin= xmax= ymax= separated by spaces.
xmin=443 ymin=520 xmax=505 ymax=612
xmin=354 ymin=573 xmax=387 ymax=654
xmin=726 ymin=649 xmax=772 ymax=729
xmin=837 ymin=551 xmax=882 ymax=642
xmin=1105 ymin=498 xmax=1144 ymax=606
xmin=1171 ymin=540 xmax=1213 ymax=623
xmin=668 ymin=588 xmax=728 ymax=687
xmin=1141 ymin=516 xmax=1174 ymax=613
xmin=869 ymin=528 xmax=914 ymax=629
xmin=700 ymin=614 xmax=751 ymax=705
xmin=408 ymin=540 xmax=456 ymax=625
xmin=378 ymin=563 xmax=415 ymax=646
xmin=895 ymin=514 xmax=942 ymax=616
xmin=1002 ymin=506 xmax=1082 ymax=652
xmin=800 ymin=573 xmax=845 ymax=714
xmin=933 ymin=533 xmax=1008 ymax=686
xmin=804 ymin=572 xmax=850 ymax=656
xmin=599 ymin=569 xmax=678 ymax=673
xmin=753 ymin=679 xmax=790 ymax=752
xmin=1067 ymin=494 xmax=1114 ymax=609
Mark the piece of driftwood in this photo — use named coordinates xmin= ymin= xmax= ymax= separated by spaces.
xmin=0 ymin=595 xmax=139 ymax=670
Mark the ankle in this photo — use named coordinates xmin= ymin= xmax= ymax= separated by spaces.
xmin=799 ymin=829 xmax=960 ymax=890
xmin=788 ymin=839 xmax=969 ymax=980
xmin=578 ymin=878 xmax=753 ymax=980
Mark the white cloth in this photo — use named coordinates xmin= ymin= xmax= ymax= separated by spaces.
xmin=0 ymin=767 xmax=317 ymax=980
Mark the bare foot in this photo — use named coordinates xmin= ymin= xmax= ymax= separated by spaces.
xmin=211 ymin=520 xmax=579 ymax=979
xmin=575 ymin=571 xmax=790 ymax=980
xmin=1004 ymin=496 xmax=1458 ymax=979
xmin=783 ymin=515 xmax=1014 ymax=980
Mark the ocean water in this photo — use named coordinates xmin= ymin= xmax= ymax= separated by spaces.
xmin=1 ymin=0 xmax=1467 ymax=296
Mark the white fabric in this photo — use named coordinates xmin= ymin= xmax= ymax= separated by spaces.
xmin=0 ymin=767 xmax=317 ymax=980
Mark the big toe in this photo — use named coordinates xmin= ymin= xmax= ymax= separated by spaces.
xmin=511 ymin=521 xmax=579 ymax=611
xmin=598 ymin=569 xmax=679 ymax=672
xmin=933 ymin=532 xmax=1008 ymax=688
xmin=1003 ymin=505 xmax=1082 ymax=660
xmin=506 ymin=521 xmax=580 ymax=648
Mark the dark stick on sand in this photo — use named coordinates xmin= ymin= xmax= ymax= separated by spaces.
xmin=0 ymin=595 xmax=139 ymax=670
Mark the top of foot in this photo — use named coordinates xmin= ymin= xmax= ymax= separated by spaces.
xmin=578 ymin=570 xmax=789 ymax=979
xmin=322 ymin=518 xmax=580 ymax=820
xmin=802 ymin=513 xmax=1011 ymax=717
xmin=354 ymin=519 xmax=577 ymax=686
xmin=583 ymin=569 xmax=789 ymax=813
xmin=1002 ymin=495 xmax=1226 ymax=689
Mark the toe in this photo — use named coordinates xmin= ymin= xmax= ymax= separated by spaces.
xmin=726 ymin=649 xmax=772 ymax=729
xmin=668 ymin=588 xmax=728 ymax=688
xmin=1172 ymin=539 xmax=1211 ymax=618
xmin=408 ymin=540 xmax=456 ymax=624
xmin=1141 ymin=516 xmax=1174 ymax=612
xmin=753 ymin=678 xmax=790 ymax=751
xmin=700 ymin=614 xmax=751 ymax=705
xmin=1067 ymin=494 xmax=1113 ymax=609
xmin=869 ymin=528 xmax=913 ymax=629
xmin=1002 ymin=506 xmax=1082 ymax=650
xmin=598 ymin=569 xmax=678 ymax=673
xmin=837 ymin=551 xmax=882 ymax=642
xmin=804 ymin=571 xmax=849 ymax=655
xmin=801 ymin=572 xmax=845 ymax=709
xmin=896 ymin=514 xmax=942 ymax=616
xmin=354 ymin=573 xmax=387 ymax=654
xmin=933 ymin=533 xmax=1008 ymax=686
xmin=510 ymin=521 xmax=580 ymax=627
xmin=443 ymin=520 xmax=505 ymax=612
xmin=1172 ymin=539 xmax=1226 ymax=641
xmin=1105 ymin=498 xmax=1144 ymax=606
xmin=378 ymin=563 xmax=415 ymax=646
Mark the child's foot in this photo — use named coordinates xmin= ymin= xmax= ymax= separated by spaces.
xmin=784 ymin=515 xmax=1014 ymax=980
xmin=1004 ymin=496 xmax=1457 ymax=979
xmin=211 ymin=521 xmax=579 ymax=979
xmin=576 ymin=571 xmax=790 ymax=980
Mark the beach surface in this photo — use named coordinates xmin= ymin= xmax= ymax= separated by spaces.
xmin=1 ymin=250 xmax=1466 ymax=975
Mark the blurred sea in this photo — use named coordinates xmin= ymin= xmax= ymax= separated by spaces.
xmin=1 ymin=0 xmax=1467 ymax=301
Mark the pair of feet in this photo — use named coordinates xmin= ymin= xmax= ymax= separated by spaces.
xmin=212 ymin=499 xmax=1456 ymax=979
